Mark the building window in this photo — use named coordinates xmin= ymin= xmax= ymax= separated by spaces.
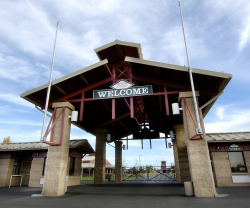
xmin=42 ymin=157 xmax=47 ymax=176
xmin=12 ymin=159 xmax=22 ymax=175
xmin=228 ymin=151 xmax=247 ymax=173
xmin=69 ymin=157 xmax=75 ymax=175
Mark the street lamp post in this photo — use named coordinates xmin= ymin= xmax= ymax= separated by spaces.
xmin=139 ymin=155 xmax=142 ymax=167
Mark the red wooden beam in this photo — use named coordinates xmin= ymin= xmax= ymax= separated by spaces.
xmin=117 ymin=128 xmax=141 ymax=140
xmin=112 ymin=99 xmax=115 ymax=120
xmin=131 ymin=74 xmax=216 ymax=95
xmin=47 ymin=76 xmax=113 ymax=108
xmin=28 ymin=95 xmax=44 ymax=107
xmin=164 ymin=86 xmax=170 ymax=116
xmin=112 ymin=65 xmax=116 ymax=80
xmin=130 ymin=97 xmax=134 ymax=118
xmin=80 ymin=92 xmax=85 ymax=121
xmin=52 ymin=85 xmax=67 ymax=95
xmin=112 ymin=66 xmax=116 ymax=119
xmin=66 ymin=98 xmax=93 ymax=102
xmin=152 ymin=91 xmax=183 ymax=96
xmin=104 ymin=64 xmax=112 ymax=76
xmin=87 ymin=112 xmax=130 ymax=132
xmin=78 ymin=74 xmax=90 ymax=86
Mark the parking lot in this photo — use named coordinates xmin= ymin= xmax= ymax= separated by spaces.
xmin=1 ymin=182 xmax=250 ymax=208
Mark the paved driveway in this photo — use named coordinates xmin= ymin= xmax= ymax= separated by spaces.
xmin=0 ymin=182 xmax=250 ymax=208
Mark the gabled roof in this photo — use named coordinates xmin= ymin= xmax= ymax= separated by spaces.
xmin=20 ymin=40 xmax=232 ymax=139
xmin=82 ymin=155 xmax=114 ymax=169
xmin=0 ymin=139 xmax=94 ymax=153
xmin=95 ymin=39 xmax=143 ymax=61
xmin=206 ymin=132 xmax=250 ymax=142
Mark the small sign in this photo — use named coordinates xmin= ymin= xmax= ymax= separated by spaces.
xmin=228 ymin=147 xmax=242 ymax=151
xmin=93 ymin=85 xmax=153 ymax=100
xmin=110 ymin=80 xmax=134 ymax=89
xmin=228 ymin=144 xmax=242 ymax=151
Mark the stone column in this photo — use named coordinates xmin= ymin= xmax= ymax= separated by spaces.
xmin=43 ymin=102 xmax=75 ymax=196
xmin=94 ymin=128 xmax=107 ymax=184
xmin=174 ymin=124 xmax=191 ymax=183
xmin=0 ymin=158 xmax=14 ymax=187
xmin=172 ymin=139 xmax=181 ymax=182
xmin=115 ymin=141 xmax=122 ymax=183
xmin=180 ymin=91 xmax=216 ymax=197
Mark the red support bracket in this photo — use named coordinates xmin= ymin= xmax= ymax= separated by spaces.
xmin=80 ymin=92 xmax=85 ymax=121
xmin=44 ymin=107 xmax=66 ymax=145
xmin=130 ymin=97 xmax=134 ymax=118
xmin=164 ymin=85 xmax=170 ymax=115
xmin=183 ymin=98 xmax=203 ymax=140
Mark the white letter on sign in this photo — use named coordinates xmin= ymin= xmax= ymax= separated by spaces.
xmin=126 ymin=89 xmax=132 ymax=95
xmin=120 ymin=89 xmax=125 ymax=96
xmin=108 ymin=91 xmax=113 ymax=97
xmin=133 ymin=88 xmax=141 ymax=94
xmin=98 ymin=91 xmax=107 ymax=98
xmin=142 ymin=88 xmax=148 ymax=94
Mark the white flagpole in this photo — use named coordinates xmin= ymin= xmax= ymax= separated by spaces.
xmin=178 ymin=2 xmax=202 ymax=134
xmin=40 ymin=21 xmax=59 ymax=141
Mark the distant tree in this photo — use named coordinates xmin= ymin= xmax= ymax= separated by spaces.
xmin=139 ymin=166 xmax=144 ymax=173
xmin=131 ymin=166 xmax=137 ymax=175
xmin=2 ymin=136 xmax=11 ymax=143
xmin=146 ymin=165 xmax=153 ymax=173
xmin=134 ymin=158 xmax=139 ymax=168
xmin=122 ymin=158 xmax=128 ymax=168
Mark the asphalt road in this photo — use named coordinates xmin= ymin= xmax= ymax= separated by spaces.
xmin=1 ymin=182 xmax=250 ymax=208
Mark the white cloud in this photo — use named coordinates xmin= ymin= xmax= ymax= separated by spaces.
xmin=0 ymin=119 xmax=41 ymax=126
xmin=216 ymin=107 xmax=225 ymax=120
xmin=238 ymin=14 xmax=250 ymax=52
xmin=203 ymin=0 xmax=250 ymax=52
xmin=205 ymin=105 xmax=250 ymax=133
xmin=0 ymin=105 xmax=30 ymax=115
xmin=0 ymin=93 xmax=34 ymax=108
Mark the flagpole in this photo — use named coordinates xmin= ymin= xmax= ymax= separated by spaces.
xmin=178 ymin=2 xmax=202 ymax=134
xmin=40 ymin=21 xmax=59 ymax=142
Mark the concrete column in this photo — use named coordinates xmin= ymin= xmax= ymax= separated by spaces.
xmin=115 ymin=141 xmax=122 ymax=183
xmin=174 ymin=124 xmax=191 ymax=183
xmin=172 ymin=139 xmax=181 ymax=182
xmin=94 ymin=128 xmax=107 ymax=184
xmin=0 ymin=158 xmax=14 ymax=187
xmin=43 ymin=102 xmax=75 ymax=196
xmin=180 ymin=91 xmax=216 ymax=197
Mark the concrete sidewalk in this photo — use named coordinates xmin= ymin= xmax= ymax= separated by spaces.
xmin=0 ymin=182 xmax=250 ymax=208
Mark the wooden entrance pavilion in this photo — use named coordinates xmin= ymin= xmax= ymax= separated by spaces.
xmin=21 ymin=40 xmax=232 ymax=197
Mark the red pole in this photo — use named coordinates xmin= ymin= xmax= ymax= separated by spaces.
xmin=130 ymin=97 xmax=134 ymax=118
xmin=80 ymin=92 xmax=85 ymax=121
xmin=112 ymin=66 xmax=116 ymax=120
xmin=112 ymin=99 xmax=115 ymax=120
xmin=164 ymin=85 xmax=170 ymax=115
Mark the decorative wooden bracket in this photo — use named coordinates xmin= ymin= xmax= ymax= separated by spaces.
xmin=44 ymin=107 xmax=65 ymax=146
xmin=183 ymin=98 xmax=203 ymax=140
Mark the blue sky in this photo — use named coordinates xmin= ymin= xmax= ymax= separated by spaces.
xmin=0 ymin=0 xmax=250 ymax=167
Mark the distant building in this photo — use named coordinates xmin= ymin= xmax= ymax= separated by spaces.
xmin=82 ymin=153 xmax=115 ymax=176
xmin=161 ymin=161 xmax=168 ymax=173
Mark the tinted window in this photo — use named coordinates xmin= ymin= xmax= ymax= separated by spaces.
xmin=228 ymin=152 xmax=247 ymax=173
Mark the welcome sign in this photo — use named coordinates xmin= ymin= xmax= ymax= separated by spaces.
xmin=93 ymin=85 xmax=153 ymax=100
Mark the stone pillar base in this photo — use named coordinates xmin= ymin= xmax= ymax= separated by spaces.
xmin=94 ymin=129 xmax=107 ymax=185
xmin=115 ymin=141 xmax=122 ymax=183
